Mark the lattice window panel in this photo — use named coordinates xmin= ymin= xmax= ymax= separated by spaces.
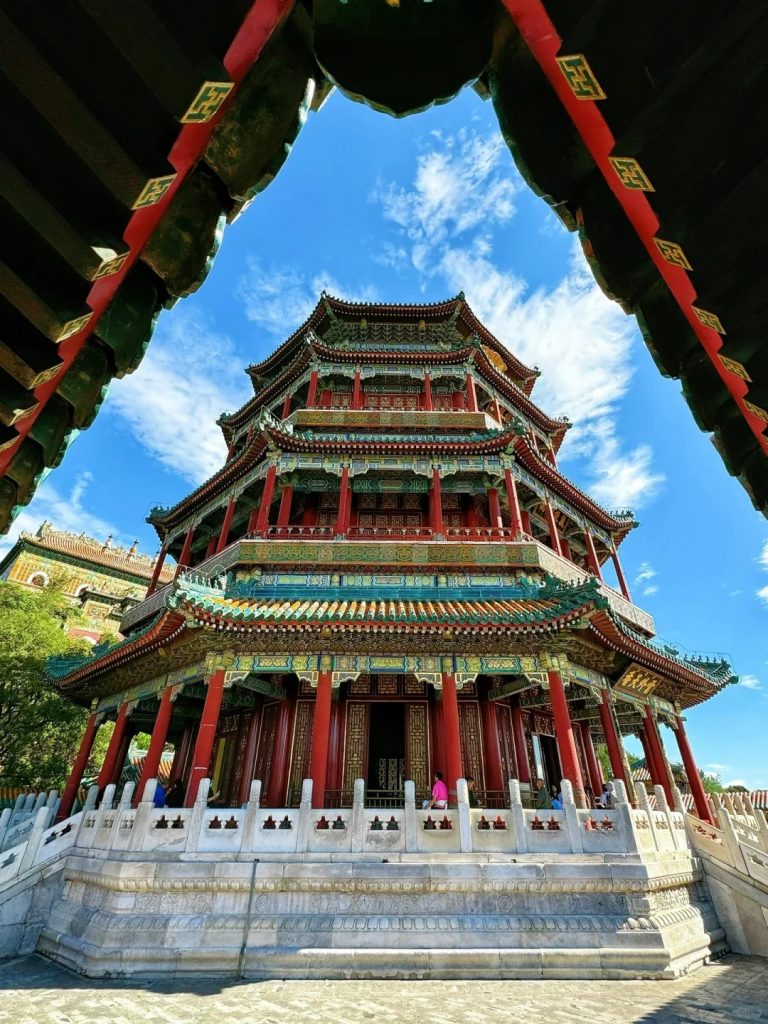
xmin=406 ymin=703 xmax=430 ymax=794
xmin=299 ymin=680 xmax=315 ymax=696
xmin=349 ymin=676 xmax=372 ymax=695
xmin=402 ymin=494 xmax=421 ymax=510
xmin=404 ymin=678 xmax=426 ymax=696
xmin=319 ymin=492 xmax=338 ymax=509
xmin=459 ymin=702 xmax=484 ymax=788
xmin=253 ymin=702 xmax=280 ymax=797
xmin=495 ymin=703 xmax=517 ymax=784
xmin=359 ymin=494 xmax=377 ymax=510
xmin=376 ymin=676 xmax=399 ymax=695
xmin=442 ymin=493 xmax=460 ymax=510
xmin=343 ymin=703 xmax=369 ymax=791
xmin=287 ymin=700 xmax=314 ymax=800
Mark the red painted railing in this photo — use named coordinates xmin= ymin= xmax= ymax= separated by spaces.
xmin=346 ymin=525 xmax=434 ymax=541
xmin=445 ymin=526 xmax=518 ymax=542
xmin=259 ymin=525 xmax=335 ymax=540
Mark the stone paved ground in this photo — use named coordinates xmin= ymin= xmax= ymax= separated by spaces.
xmin=0 ymin=954 xmax=767 ymax=1024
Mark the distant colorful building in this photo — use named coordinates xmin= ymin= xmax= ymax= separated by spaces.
xmin=0 ymin=522 xmax=173 ymax=643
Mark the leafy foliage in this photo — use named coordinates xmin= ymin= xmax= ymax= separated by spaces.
xmin=0 ymin=579 xmax=93 ymax=789
xmin=700 ymin=770 xmax=724 ymax=794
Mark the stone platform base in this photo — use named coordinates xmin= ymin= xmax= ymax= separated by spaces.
xmin=38 ymin=851 xmax=726 ymax=980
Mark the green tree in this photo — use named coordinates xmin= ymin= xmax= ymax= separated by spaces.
xmin=0 ymin=579 xmax=92 ymax=789
xmin=700 ymin=770 xmax=724 ymax=794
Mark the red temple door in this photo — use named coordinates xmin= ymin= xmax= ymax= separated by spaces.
xmin=458 ymin=702 xmax=483 ymax=788
xmin=405 ymin=702 xmax=430 ymax=801
xmin=495 ymin=702 xmax=517 ymax=785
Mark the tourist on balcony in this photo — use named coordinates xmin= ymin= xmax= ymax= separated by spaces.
xmin=597 ymin=782 xmax=614 ymax=809
xmin=153 ymin=781 xmax=167 ymax=808
xmin=550 ymin=787 xmax=563 ymax=810
xmin=427 ymin=771 xmax=448 ymax=810
xmin=535 ymin=778 xmax=549 ymax=810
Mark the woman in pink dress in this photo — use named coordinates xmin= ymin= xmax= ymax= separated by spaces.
xmin=428 ymin=771 xmax=448 ymax=809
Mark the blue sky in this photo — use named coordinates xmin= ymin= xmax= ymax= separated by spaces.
xmin=5 ymin=88 xmax=767 ymax=787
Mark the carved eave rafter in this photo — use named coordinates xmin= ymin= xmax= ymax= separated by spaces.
xmin=219 ymin=345 xmax=312 ymax=441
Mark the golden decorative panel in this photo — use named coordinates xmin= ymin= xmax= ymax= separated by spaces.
xmin=556 ymin=54 xmax=606 ymax=101
xmin=653 ymin=237 xmax=692 ymax=271
xmin=181 ymin=81 xmax=234 ymax=123
xmin=744 ymin=400 xmax=768 ymax=424
xmin=718 ymin=355 xmax=751 ymax=382
xmin=55 ymin=313 xmax=92 ymax=342
xmin=287 ymin=700 xmax=314 ymax=799
xmin=132 ymin=174 xmax=177 ymax=210
xmin=609 ymin=157 xmax=654 ymax=192
xmin=91 ymin=253 xmax=129 ymax=281
xmin=692 ymin=307 xmax=726 ymax=334
xmin=616 ymin=663 xmax=663 ymax=699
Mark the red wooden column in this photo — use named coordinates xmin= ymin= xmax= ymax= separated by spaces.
xmin=185 ymin=670 xmax=226 ymax=806
xmin=215 ymin=494 xmax=236 ymax=553
xmin=673 ymin=716 xmax=713 ymax=823
xmin=237 ymin=702 xmax=263 ymax=806
xmin=96 ymin=703 xmax=131 ymax=788
xmin=492 ymin=396 xmax=503 ymax=424
xmin=204 ymin=535 xmax=217 ymax=558
xmin=176 ymin=524 xmax=196 ymax=574
xmin=504 ymin=469 xmax=523 ymax=538
xmin=429 ymin=697 xmax=445 ymax=780
xmin=351 ymin=369 xmax=362 ymax=410
xmin=583 ymin=530 xmax=603 ymax=580
xmin=480 ymin=697 xmax=504 ymax=793
xmin=511 ymin=705 xmax=531 ymax=783
xmin=423 ymin=369 xmax=433 ymax=411
xmin=441 ymin=670 xmax=464 ymax=801
xmin=465 ymin=371 xmax=478 ymax=412
xmin=281 ymin=393 xmax=291 ymax=419
xmin=146 ymin=546 xmax=167 ymax=596
xmin=597 ymin=692 xmax=630 ymax=791
xmin=547 ymin=671 xmax=586 ymax=806
xmin=429 ymin=469 xmax=444 ymax=536
xmin=57 ymin=714 xmax=102 ymax=821
xmin=335 ymin=467 xmax=350 ymax=536
xmin=266 ymin=695 xmax=296 ymax=806
xmin=642 ymin=706 xmax=675 ymax=806
xmin=306 ymin=369 xmax=319 ymax=408
xmin=639 ymin=724 xmax=662 ymax=786
xmin=487 ymin=487 xmax=503 ymax=531
xmin=309 ymin=670 xmax=334 ymax=808
xmin=276 ymin=484 xmax=294 ymax=528
xmin=136 ymin=686 xmax=175 ymax=802
xmin=580 ymin=721 xmax=603 ymax=799
xmin=611 ymin=544 xmax=632 ymax=600
xmin=545 ymin=501 xmax=563 ymax=556
xmin=255 ymin=464 xmax=278 ymax=535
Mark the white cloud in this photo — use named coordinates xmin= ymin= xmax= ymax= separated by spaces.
xmin=725 ymin=779 xmax=748 ymax=789
xmin=0 ymin=471 xmax=120 ymax=559
xmin=705 ymin=763 xmax=730 ymax=773
xmin=237 ymin=262 xmax=378 ymax=337
xmin=635 ymin=563 xmax=656 ymax=584
xmin=756 ymin=541 xmax=768 ymax=607
xmin=370 ymin=129 xmax=517 ymax=249
xmin=642 ymin=585 xmax=659 ymax=597
xmin=371 ymin=131 xmax=665 ymax=511
xmin=106 ymin=308 xmax=250 ymax=486
xmin=740 ymin=675 xmax=762 ymax=690
xmin=759 ymin=585 xmax=768 ymax=607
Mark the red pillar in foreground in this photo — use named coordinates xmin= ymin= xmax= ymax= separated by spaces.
xmin=351 ymin=369 xmax=362 ymax=410
xmin=430 ymin=469 xmax=444 ymax=535
xmin=215 ymin=495 xmax=236 ymax=553
xmin=136 ymin=687 xmax=175 ymax=802
xmin=673 ymin=716 xmax=713 ymax=823
xmin=583 ymin=530 xmax=603 ymax=580
xmin=306 ymin=369 xmax=319 ymax=408
xmin=281 ymin=393 xmax=291 ymax=419
xmin=176 ymin=524 xmax=195 ymax=573
xmin=548 ymin=671 xmax=586 ymax=806
xmin=335 ymin=467 xmax=350 ymax=536
xmin=643 ymin=706 xmax=674 ymax=806
xmin=465 ymin=372 xmax=478 ymax=412
xmin=480 ymin=698 xmax=504 ymax=793
xmin=97 ymin=703 xmax=130 ymax=788
xmin=511 ymin=705 xmax=530 ymax=783
xmin=146 ymin=546 xmax=167 ymax=596
xmin=639 ymin=724 xmax=662 ymax=787
xmin=504 ymin=469 xmax=523 ymax=538
xmin=611 ymin=544 xmax=632 ymax=600
xmin=597 ymin=693 xmax=629 ymax=792
xmin=545 ymin=501 xmax=562 ymax=556
xmin=255 ymin=464 xmax=278 ymax=535
xmin=57 ymin=714 xmax=101 ymax=821
xmin=487 ymin=487 xmax=502 ymax=531
xmin=185 ymin=670 xmax=226 ymax=806
xmin=441 ymin=671 xmax=464 ymax=801
xmin=423 ymin=369 xmax=433 ymax=411
xmin=309 ymin=671 xmax=334 ymax=808
xmin=276 ymin=485 xmax=294 ymax=528
xmin=580 ymin=721 xmax=603 ymax=800
xmin=266 ymin=696 xmax=295 ymax=806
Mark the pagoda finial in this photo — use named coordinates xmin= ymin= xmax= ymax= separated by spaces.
xmin=102 ymin=534 xmax=113 ymax=550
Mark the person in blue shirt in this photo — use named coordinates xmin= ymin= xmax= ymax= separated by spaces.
xmin=153 ymin=782 xmax=166 ymax=808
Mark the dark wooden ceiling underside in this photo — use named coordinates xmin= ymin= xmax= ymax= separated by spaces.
xmin=0 ymin=0 xmax=765 ymax=532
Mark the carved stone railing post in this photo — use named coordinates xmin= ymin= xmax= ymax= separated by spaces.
xmin=19 ymin=807 xmax=49 ymax=873
xmin=350 ymin=779 xmax=366 ymax=852
xmin=185 ymin=778 xmax=210 ymax=853
xmin=130 ymin=779 xmax=157 ymax=852
xmin=508 ymin=778 xmax=527 ymax=854
xmin=456 ymin=778 xmax=472 ymax=853
xmin=241 ymin=780 xmax=261 ymax=854
xmin=653 ymin=784 xmax=679 ymax=848
xmin=119 ymin=782 xmax=136 ymax=808
xmin=635 ymin=784 xmax=659 ymax=851
xmin=295 ymin=779 xmax=313 ymax=853
xmin=613 ymin=779 xmax=641 ymax=854
xmin=561 ymin=780 xmax=583 ymax=853
xmin=0 ymin=808 xmax=11 ymax=851
xmin=100 ymin=784 xmax=116 ymax=812
xmin=404 ymin=780 xmax=418 ymax=852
